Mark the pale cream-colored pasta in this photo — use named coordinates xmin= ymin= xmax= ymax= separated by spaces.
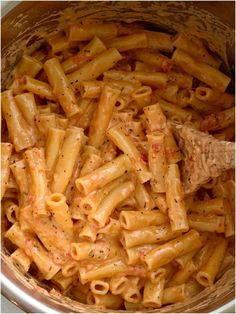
xmin=106 ymin=33 xmax=148 ymax=51
xmin=3 ymin=200 xmax=19 ymax=223
xmin=44 ymin=58 xmax=81 ymax=117
xmin=173 ymin=33 xmax=221 ymax=68
xmin=158 ymin=98 xmax=192 ymax=122
xmin=143 ymin=103 xmax=167 ymax=132
xmin=61 ymin=260 xmax=80 ymax=278
xmin=90 ymin=280 xmax=110 ymax=295
xmin=35 ymin=113 xmax=57 ymax=138
xmin=89 ymin=181 xmax=135 ymax=227
xmin=67 ymin=22 xmax=118 ymax=42
xmin=79 ymin=222 xmax=97 ymax=242
xmin=144 ymin=230 xmax=202 ymax=270
xmin=120 ymin=210 xmax=168 ymax=230
xmin=52 ymin=271 xmax=77 ymax=292
xmin=87 ymin=291 xmax=123 ymax=310
xmin=110 ymin=275 xmax=128 ymax=295
xmin=75 ymin=154 xmax=131 ymax=195
xmin=24 ymin=148 xmax=49 ymax=217
xmin=122 ymin=284 xmax=142 ymax=304
xmin=1 ymin=142 xmax=13 ymax=200
xmin=107 ymin=123 xmax=151 ymax=183
xmin=46 ymin=193 xmax=73 ymax=240
xmin=143 ymin=277 xmax=165 ymax=308
xmin=63 ymin=36 xmax=107 ymax=73
xmin=133 ymin=49 xmax=173 ymax=72
xmin=10 ymin=160 xmax=29 ymax=207
xmin=122 ymin=224 xmax=177 ymax=249
xmin=151 ymin=192 xmax=168 ymax=214
xmin=162 ymin=284 xmax=187 ymax=305
xmin=51 ymin=127 xmax=84 ymax=193
xmin=196 ymin=237 xmax=228 ymax=287
xmin=10 ymin=248 xmax=31 ymax=274
xmin=98 ymin=218 xmax=121 ymax=238
xmin=1 ymin=91 xmax=36 ymax=152
xmin=88 ymin=85 xmax=120 ymax=148
xmin=188 ymin=213 xmax=225 ymax=233
xmin=147 ymin=132 xmax=167 ymax=193
xmin=172 ymin=49 xmax=231 ymax=92
xmin=165 ymin=164 xmax=189 ymax=232
xmin=68 ymin=48 xmax=122 ymax=89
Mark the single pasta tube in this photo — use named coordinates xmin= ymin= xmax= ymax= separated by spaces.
xmin=133 ymin=180 xmax=155 ymax=211
xmin=10 ymin=248 xmax=31 ymax=274
xmin=110 ymin=275 xmax=128 ymax=295
xmin=46 ymin=193 xmax=73 ymax=240
xmin=13 ymin=54 xmax=43 ymax=78
xmin=188 ymin=213 xmax=225 ymax=233
xmin=143 ymin=103 xmax=166 ymax=132
xmin=120 ymin=210 xmax=168 ymax=230
xmin=44 ymin=58 xmax=81 ymax=117
xmin=90 ymin=280 xmax=109 ymax=295
xmin=14 ymin=92 xmax=38 ymax=128
xmin=51 ymin=127 xmax=84 ymax=193
xmin=167 ymin=259 xmax=197 ymax=287
xmin=154 ymin=84 xmax=179 ymax=104
xmin=125 ymin=244 xmax=157 ymax=265
xmin=196 ymin=237 xmax=228 ymax=287
xmin=3 ymin=200 xmax=19 ymax=223
xmin=87 ymin=291 xmax=123 ymax=310
xmin=143 ymin=276 xmax=165 ymax=308
xmin=106 ymin=33 xmax=148 ymax=52
xmin=195 ymin=86 xmax=234 ymax=109
xmin=1 ymin=143 xmax=13 ymax=199
xmin=89 ymin=181 xmax=135 ymax=227
xmin=172 ymin=49 xmax=230 ymax=92
xmin=165 ymin=164 xmax=189 ymax=232
xmin=67 ymin=48 xmax=122 ymax=89
xmin=188 ymin=198 xmax=225 ymax=215
xmin=122 ymin=224 xmax=178 ymax=249
xmin=10 ymin=160 xmax=29 ymax=207
xmin=67 ymin=22 xmax=118 ymax=41
xmin=144 ymin=229 xmax=202 ymax=270
xmin=200 ymin=107 xmax=235 ymax=132
xmin=19 ymin=75 xmax=55 ymax=100
xmin=107 ymin=123 xmax=151 ymax=183
xmin=162 ymin=284 xmax=187 ymax=305
xmin=158 ymin=98 xmax=192 ymax=122
xmin=62 ymin=260 xmax=80 ymax=278
xmin=174 ymin=249 xmax=198 ymax=269
xmin=79 ymin=222 xmax=97 ymax=242
xmin=145 ymin=30 xmax=174 ymax=52
xmin=75 ymin=154 xmax=131 ymax=195
xmin=131 ymin=86 xmax=152 ymax=110
xmin=88 ymin=85 xmax=120 ymax=148
xmin=51 ymin=271 xmax=77 ymax=292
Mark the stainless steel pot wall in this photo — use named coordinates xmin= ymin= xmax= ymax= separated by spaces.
xmin=1 ymin=1 xmax=235 ymax=313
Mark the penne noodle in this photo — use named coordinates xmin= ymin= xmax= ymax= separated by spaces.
xmin=1 ymin=142 xmax=13 ymax=199
xmin=19 ymin=75 xmax=55 ymax=100
xmin=106 ymin=33 xmax=148 ymax=52
xmin=188 ymin=213 xmax=225 ymax=233
xmin=195 ymin=86 xmax=234 ymax=109
xmin=200 ymin=107 xmax=235 ymax=132
xmin=145 ymin=31 xmax=174 ymax=52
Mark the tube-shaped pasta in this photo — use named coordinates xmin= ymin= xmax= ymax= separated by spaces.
xmin=200 ymin=107 xmax=235 ymax=132
xmin=223 ymin=199 xmax=235 ymax=237
xmin=79 ymin=258 xmax=129 ymax=284
xmin=133 ymin=180 xmax=155 ymax=211
xmin=87 ymin=292 xmax=123 ymax=310
xmin=122 ymin=284 xmax=142 ymax=304
xmin=5 ymin=223 xmax=60 ymax=280
xmin=1 ymin=142 xmax=12 ymax=199
xmin=158 ymin=98 xmax=192 ymax=122
xmin=19 ymin=75 xmax=55 ymax=100
xmin=90 ymin=280 xmax=109 ymax=295
xmin=48 ymin=35 xmax=69 ymax=53
xmin=147 ymin=132 xmax=167 ymax=193
xmin=35 ymin=113 xmax=57 ymax=138
xmin=70 ymin=241 xmax=112 ymax=261
xmin=174 ymin=249 xmax=198 ymax=269
xmin=173 ymin=34 xmax=221 ymax=68
xmin=24 ymin=148 xmax=49 ymax=217
xmin=120 ymin=210 xmax=168 ymax=230
xmin=172 ymin=49 xmax=230 ymax=92
xmin=99 ymin=218 xmax=121 ymax=238
xmin=89 ymin=181 xmax=135 ymax=227
xmin=145 ymin=31 xmax=174 ymax=52
xmin=103 ymin=70 xmax=168 ymax=88
xmin=162 ymin=284 xmax=187 ymax=305
xmin=44 ymin=58 xmax=81 ymax=117
xmin=188 ymin=198 xmax=225 ymax=215
xmin=3 ymin=200 xmax=19 ymax=223
xmin=188 ymin=213 xmax=225 ymax=233
xmin=154 ymin=84 xmax=179 ymax=104
xmin=144 ymin=230 xmax=202 ymax=270
xmin=163 ymin=126 xmax=182 ymax=164
xmin=107 ymin=123 xmax=151 ymax=183
xmin=143 ymin=277 xmax=165 ymax=308
xmin=79 ymin=222 xmax=97 ymax=242
xmin=167 ymin=260 xmax=197 ymax=287
xmin=165 ymin=164 xmax=189 ymax=232
xmin=110 ymin=275 xmax=128 ymax=295
xmin=51 ymin=127 xmax=84 ymax=193
xmin=1 ymin=91 xmax=36 ymax=151
xmin=45 ymin=127 xmax=65 ymax=177
xmin=14 ymin=92 xmax=38 ymax=129
xmin=195 ymin=86 xmax=234 ymax=109
xmin=10 ymin=160 xmax=29 ymax=206
xmin=167 ymin=71 xmax=193 ymax=89
xmin=62 ymin=36 xmax=106 ymax=74
xmin=131 ymin=86 xmax=152 ymax=109
xmin=61 ymin=260 xmax=80 ymax=278
xmin=52 ymin=271 xmax=77 ymax=291
xmin=106 ymin=33 xmax=148 ymax=51
xmin=67 ymin=22 xmax=118 ymax=41
xmin=133 ymin=49 xmax=173 ymax=72
xmin=143 ymin=103 xmax=166 ymax=132
xmin=11 ymin=248 xmax=31 ymax=274
xmin=75 ymin=154 xmax=131 ymax=195
xmin=46 ymin=193 xmax=73 ymax=240
xmin=196 ymin=237 xmax=228 ymax=287
xmin=122 ymin=224 xmax=178 ymax=249
xmin=68 ymin=48 xmax=122 ymax=88
xmin=88 ymin=85 xmax=120 ymax=148
xmin=151 ymin=193 xmax=168 ymax=214
xmin=13 ymin=54 xmax=43 ymax=78
xmin=125 ymin=244 xmax=157 ymax=265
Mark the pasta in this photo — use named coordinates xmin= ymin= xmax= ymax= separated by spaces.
xmin=2 ymin=20 xmax=234 ymax=311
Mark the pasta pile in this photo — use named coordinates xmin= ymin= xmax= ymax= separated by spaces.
xmin=1 ymin=21 xmax=235 ymax=310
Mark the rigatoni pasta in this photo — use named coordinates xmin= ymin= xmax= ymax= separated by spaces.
xmin=2 ymin=19 xmax=234 ymax=311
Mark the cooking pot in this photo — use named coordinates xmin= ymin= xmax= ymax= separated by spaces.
xmin=1 ymin=1 xmax=235 ymax=313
